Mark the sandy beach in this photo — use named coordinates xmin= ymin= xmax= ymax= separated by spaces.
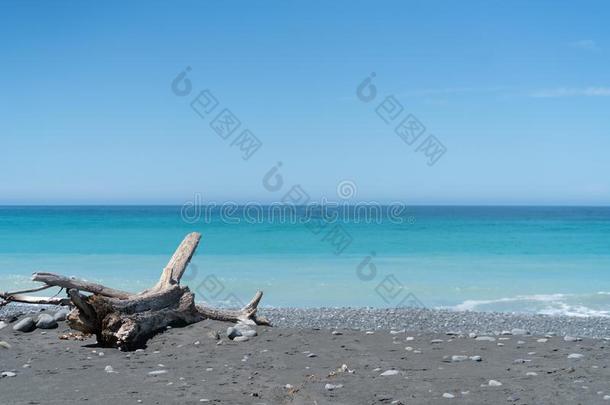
xmin=2 ymin=305 xmax=610 ymax=404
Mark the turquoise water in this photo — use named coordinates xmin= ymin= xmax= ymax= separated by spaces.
xmin=1 ymin=206 xmax=609 ymax=316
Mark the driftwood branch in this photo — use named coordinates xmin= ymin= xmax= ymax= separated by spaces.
xmin=2 ymin=232 xmax=268 ymax=349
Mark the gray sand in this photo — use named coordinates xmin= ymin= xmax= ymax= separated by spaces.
xmin=1 ymin=305 xmax=610 ymax=404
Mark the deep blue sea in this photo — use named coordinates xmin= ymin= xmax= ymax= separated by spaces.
xmin=1 ymin=206 xmax=609 ymax=316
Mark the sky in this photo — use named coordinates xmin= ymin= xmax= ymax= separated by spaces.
xmin=1 ymin=0 xmax=609 ymax=205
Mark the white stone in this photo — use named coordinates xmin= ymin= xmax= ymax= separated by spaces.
xmin=442 ymin=393 xmax=455 ymax=398
xmin=380 ymin=369 xmax=400 ymax=376
xmin=488 ymin=380 xmax=502 ymax=387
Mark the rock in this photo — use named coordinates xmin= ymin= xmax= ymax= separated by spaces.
xmin=450 ymin=355 xmax=468 ymax=362
xmin=468 ymin=332 xmax=477 ymax=338
xmin=442 ymin=393 xmax=455 ymax=398
xmin=285 ymin=384 xmax=294 ymax=389
xmin=564 ymin=336 xmax=581 ymax=342
xmin=500 ymin=330 xmax=512 ymax=335
xmin=226 ymin=327 xmax=240 ymax=339
xmin=104 ymin=365 xmax=115 ymax=373
xmin=148 ymin=370 xmax=168 ymax=376
xmin=513 ymin=359 xmax=531 ymax=364
xmin=325 ymin=383 xmax=343 ymax=390
xmin=0 ymin=341 xmax=11 ymax=349
xmin=227 ymin=324 xmax=256 ymax=340
xmin=511 ymin=328 xmax=528 ymax=335
xmin=1 ymin=371 xmax=16 ymax=377
xmin=306 ymin=353 xmax=317 ymax=358
xmin=430 ymin=339 xmax=443 ymax=344
xmin=53 ymin=309 xmax=70 ymax=322
xmin=12 ymin=317 xmax=36 ymax=332
xmin=239 ymin=328 xmax=257 ymax=338
xmin=469 ymin=355 xmax=482 ymax=362
xmin=331 ymin=331 xmax=342 ymax=335
xmin=604 ymin=395 xmax=610 ymax=400
xmin=536 ymin=338 xmax=548 ymax=343
xmin=526 ymin=372 xmax=538 ymax=376
xmin=36 ymin=314 xmax=58 ymax=329
xmin=233 ymin=336 xmax=250 ymax=342
xmin=380 ymin=370 xmax=400 ymax=376
xmin=567 ymin=353 xmax=584 ymax=359
xmin=488 ymin=380 xmax=502 ymax=387
xmin=475 ymin=336 xmax=495 ymax=342
xmin=390 ymin=329 xmax=406 ymax=334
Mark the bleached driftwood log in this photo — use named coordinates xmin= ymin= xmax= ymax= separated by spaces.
xmin=0 ymin=232 xmax=269 ymax=350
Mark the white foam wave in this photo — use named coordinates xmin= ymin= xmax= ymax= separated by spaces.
xmin=446 ymin=293 xmax=610 ymax=318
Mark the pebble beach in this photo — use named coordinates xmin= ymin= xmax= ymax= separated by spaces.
xmin=2 ymin=304 xmax=610 ymax=404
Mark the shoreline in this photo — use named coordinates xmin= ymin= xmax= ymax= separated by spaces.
xmin=3 ymin=303 xmax=610 ymax=339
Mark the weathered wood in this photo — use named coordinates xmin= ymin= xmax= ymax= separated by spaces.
xmin=151 ymin=232 xmax=201 ymax=291
xmin=32 ymin=272 xmax=131 ymax=299
xmin=3 ymin=232 xmax=269 ymax=350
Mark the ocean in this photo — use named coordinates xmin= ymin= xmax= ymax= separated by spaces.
xmin=1 ymin=206 xmax=609 ymax=317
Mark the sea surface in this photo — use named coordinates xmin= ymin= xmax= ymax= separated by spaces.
xmin=1 ymin=206 xmax=609 ymax=317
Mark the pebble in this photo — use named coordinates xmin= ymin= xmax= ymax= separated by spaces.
xmin=568 ymin=353 xmax=584 ymax=359
xmin=1 ymin=371 xmax=16 ymax=377
xmin=390 ymin=329 xmax=406 ymax=334
xmin=475 ymin=336 xmax=496 ymax=342
xmin=12 ymin=317 xmax=36 ymax=333
xmin=325 ymin=383 xmax=343 ymax=390
xmin=53 ymin=308 xmax=70 ymax=322
xmin=406 ymin=336 xmax=414 ymax=341
xmin=104 ymin=365 xmax=115 ymax=373
xmin=468 ymin=333 xmax=477 ymax=338
xmin=526 ymin=372 xmax=538 ymax=376
xmin=564 ymin=336 xmax=582 ymax=342
xmin=442 ymin=393 xmax=455 ymax=398
xmin=148 ymin=370 xmax=168 ymax=376
xmin=233 ymin=336 xmax=250 ymax=343
xmin=449 ymin=355 xmax=468 ymax=362
xmin=469 ymin=355 xmax=482 ymax=362
xmin=380 ymin=370 xmax=400 ymax=376
xmin=536 ymin=338 xmax=548 ymax=343
xmin=331 ymin=331 xmax=342 ymax=335
xmin=285 ymin=384 xmax=294 ymax=389
xmin=488 ymin=380 xmax=502 ymax=387
xmin=604 ymin=395 xmax=610 ymax=400
xmin=0 ymin=341 xmax=11 ymax=349
xmin=430 ymin=339 xmax=444 ymax=344
xmin=36 ymin=314 xmax=58 ymax=329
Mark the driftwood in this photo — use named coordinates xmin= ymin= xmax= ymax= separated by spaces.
xmin=0 ymin=232 xmax=269 ymax=350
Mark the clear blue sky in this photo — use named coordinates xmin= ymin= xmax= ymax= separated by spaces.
xmin=1 ymin=0 xmax=609 ymax=205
